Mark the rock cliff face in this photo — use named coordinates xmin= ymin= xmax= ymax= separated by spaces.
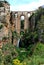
xmin=0 ymin=1 xmax=10 ymax=47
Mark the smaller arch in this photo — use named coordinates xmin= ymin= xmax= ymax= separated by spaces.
xmin=20 ymin=13 xmax=25 ymax=19
xmin=27 ymin=12 xmax=31 ymax=17
xmin=20 ymin=16 xmax=25 ymax=20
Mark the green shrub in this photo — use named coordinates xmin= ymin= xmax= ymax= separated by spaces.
xmin=4 ymin=54 xmax=12 ymax=63
xmin=33 ymin=42 xmax=44 ymax=56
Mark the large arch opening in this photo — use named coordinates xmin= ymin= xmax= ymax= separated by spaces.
xmin=17 ymin=15 xmax=25 ymax=47
xmin=20 ymin=15 xmax=25 ymax=30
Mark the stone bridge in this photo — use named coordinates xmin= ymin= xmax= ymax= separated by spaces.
xmin=11 ymin=11 xmax=33 ymax=34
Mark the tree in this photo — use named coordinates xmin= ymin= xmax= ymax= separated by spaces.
xmin=20 ymin=29 xmax=39 ymax=48
xmin=37 ymin=15 xmax=44 ymax=42
xmin=34 ymin=7 xmax=44 ymax=29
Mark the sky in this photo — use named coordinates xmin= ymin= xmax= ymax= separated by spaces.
xmin=6 ymin=0 xmax=44 ymax=11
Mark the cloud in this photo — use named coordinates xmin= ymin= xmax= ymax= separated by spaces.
xmin=10 ymin=0 xmax=44 ymax=11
